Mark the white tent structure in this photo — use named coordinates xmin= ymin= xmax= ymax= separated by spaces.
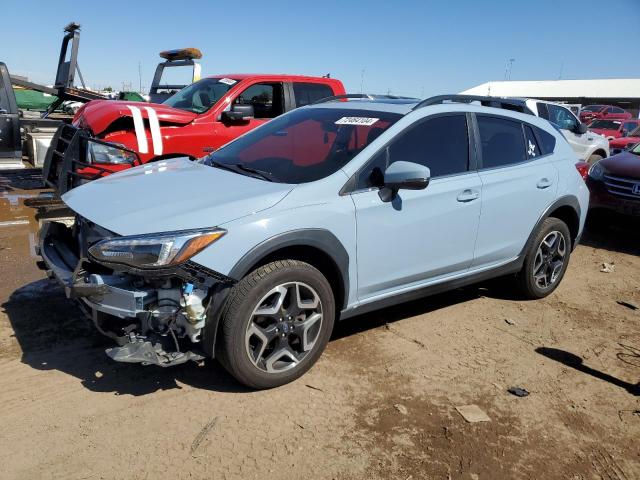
xmin=461 ymin=79 xmax=640 ymax=116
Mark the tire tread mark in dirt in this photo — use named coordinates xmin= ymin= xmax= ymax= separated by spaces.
xmin=190 ymin=417 xmax=218 ymax=457
xmin=383 ymin=323 xmax=427 ymax=349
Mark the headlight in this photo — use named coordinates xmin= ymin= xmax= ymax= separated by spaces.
xmin=86 ymin=140 xmax=138 ymax=165
xmin=588 ymin=162 xmax=605 ymax=181
xmin=89 ymin=228 xmax=226 ymax=269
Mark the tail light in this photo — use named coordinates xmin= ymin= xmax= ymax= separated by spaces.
xmin=575 ymin=161 xmax=589 ymax=180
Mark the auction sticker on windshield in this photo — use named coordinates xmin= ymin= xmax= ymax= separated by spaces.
xmin=218 ymin=78 xmax=237 ymax=85
xmin=335 ymin=117 xmax=379 ymax=126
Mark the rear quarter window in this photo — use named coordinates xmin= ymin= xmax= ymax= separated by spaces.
xmin=293 ymin=83 xmax=334 ymax=107
xmin=533 ymin=126 xmax=556 ymax=155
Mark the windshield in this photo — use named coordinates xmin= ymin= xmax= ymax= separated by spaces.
xmin=582 ymin=105 xmax=604 ymax=112
xmin=589 ymin=120 xmax=621 ymax=129
xmin=204 ymin=107 xmax=402 ymax=184
xmin=163 ymin=77 xmax=238 ymax=113
xmin=629 ymin=126 xmax=640 ymax=137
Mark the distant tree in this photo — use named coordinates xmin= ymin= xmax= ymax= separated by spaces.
xmin=104 ymin=86 xmax=113 ymax=92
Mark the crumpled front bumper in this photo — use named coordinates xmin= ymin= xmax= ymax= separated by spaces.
xmin=37 ymin=218 xmax=236 ymax=365
xmin=37 ymin=221 xmax=150 ymax=319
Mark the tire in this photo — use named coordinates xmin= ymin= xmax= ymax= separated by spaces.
xmin=515 ymin=217 xmax=571 ymax=300
xmin=216 ymin=260 xmax=335 ymax=389
xmin=587 ymin=154 xmax=603 ymax=165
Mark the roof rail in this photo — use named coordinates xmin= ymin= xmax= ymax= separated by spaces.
xmin=312 ymin=93 xmax=417 ymax=105
xmin=413 ymin=94 xmax=534 ymax=115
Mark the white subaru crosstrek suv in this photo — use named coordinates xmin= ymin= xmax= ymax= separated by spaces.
xmin=524 ymin=99 xmax=609 ymax=164
xmin=38 ymin=94 xmax=590 ymax=388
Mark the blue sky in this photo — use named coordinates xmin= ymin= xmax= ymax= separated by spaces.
xmin=3 ymin=0 xmax=639 ymax=97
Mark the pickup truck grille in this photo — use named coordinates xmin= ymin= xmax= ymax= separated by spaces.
xmin=603 ymin=174 xmax=640 ymax=201
xmin=43 ymin=124 xmax=86 ymax=195
xmin=43 ymin=124 xmax=140 ymax=196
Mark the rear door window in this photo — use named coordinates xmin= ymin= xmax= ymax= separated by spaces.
xmin=477 ymin=116 xmax=526 ymax=168
xmin=293 ymin=83 xmax=334 ymax=107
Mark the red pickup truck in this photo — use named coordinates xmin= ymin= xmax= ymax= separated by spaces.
xmin=44 ymin=74 xmax=345 ymax=193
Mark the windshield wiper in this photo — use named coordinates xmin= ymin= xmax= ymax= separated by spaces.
xmin=208 ymin=160 xmax=276 ymax=182
xmin=232 ymin=164 xmax=277 ymax=182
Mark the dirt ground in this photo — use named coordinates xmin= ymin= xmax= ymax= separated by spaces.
xmin=0 ymin=170 xmax=638 ymax=480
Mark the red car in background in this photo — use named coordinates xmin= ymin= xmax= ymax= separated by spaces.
xmin=580 ymin=104 xmax=632 ymax=123
xmin=609 ymin=125 xmax=640 ymax=155
xmin=588 ymin=119 xmax=640 ymax=139
xmin=44 ymin=74 xmax=345 ymax=194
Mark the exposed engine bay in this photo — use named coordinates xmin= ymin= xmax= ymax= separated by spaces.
xmin=93 ymin=274 xmax=210 ymax=367
xmin=37 ymin=213 xmax=231 ymax=367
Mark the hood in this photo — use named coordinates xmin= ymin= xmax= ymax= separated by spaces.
xmin=74 ymin=100 xmax=198 ymax=135
xmin=599 ymin=151 xmax=640 ymax=180
xmin=610 ymin=136 xmax=640 ymax=147
xmin=589 ymin=128 xmax=619 ymax=138
xmin=62 ymin=158 xmax=295 ymax=235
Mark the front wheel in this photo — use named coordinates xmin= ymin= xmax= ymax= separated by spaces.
xmin=216 ymin=260 xmax=335 ymax=389
xmin=587 ymin=153 xmax=603 ymax=165
xmin=515 ymin=217 xmax=571 ymax=299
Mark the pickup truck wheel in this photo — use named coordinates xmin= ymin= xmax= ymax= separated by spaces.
xmin=515 ymin=217 xmax=571 ymax=299
xmin=216 ymin=260 xmax=335 ymax=389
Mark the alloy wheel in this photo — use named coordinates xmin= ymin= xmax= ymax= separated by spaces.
xmin=533 ymin=231 xmax=567 ymax=289
xmin=245 ymin=282 xmax=323 ymax=373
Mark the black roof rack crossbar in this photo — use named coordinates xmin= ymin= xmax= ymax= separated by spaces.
xmin=413 ymin=95 xmax=533 ymax=115
xmin=312 ymin=93 xmax=416 ymax=105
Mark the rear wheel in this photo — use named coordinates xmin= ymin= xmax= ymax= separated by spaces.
xmin=216 ymin=260 xmax=335 ymax=389
xmin=515 ymin=217 xmax=571 ymax=299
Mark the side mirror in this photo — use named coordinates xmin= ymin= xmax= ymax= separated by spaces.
xmin=379 ymin=161 xmax=430 ymax=202
xmin=221 ymin=104 xmax=254 ymax=123
xmin=576 ymin=123 xmax=588 ymax=135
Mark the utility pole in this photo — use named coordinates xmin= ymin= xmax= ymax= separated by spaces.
xmin=504 ymin=58 xmax=515 ymax=80
xmin=360 ymin=69 xmax=365 ymax=94
xmin=138 ymin=61 xmax=142 ymax=93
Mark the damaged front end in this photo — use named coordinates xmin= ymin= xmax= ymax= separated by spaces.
xmin=37 ymin=216 xmax=233 ymax=367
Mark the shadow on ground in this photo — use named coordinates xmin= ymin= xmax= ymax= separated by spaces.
xmin=4 ymin=277 xmax=499 ymax=395
xmin=581 ymin=211 xmax=640 ymax=256
xmin=2 ymin=279 xmax=252 ymax=396
xmin=537 ymin=347 xmax=640 ymax=396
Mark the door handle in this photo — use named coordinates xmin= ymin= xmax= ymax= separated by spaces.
xmin=537 ymin=178 xmax=553 ymax=189
xmin=457 ymin=189 xmax=479 ymax=202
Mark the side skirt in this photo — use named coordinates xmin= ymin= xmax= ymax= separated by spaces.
xmin=339 ymin=257 xmax=523 ymax=320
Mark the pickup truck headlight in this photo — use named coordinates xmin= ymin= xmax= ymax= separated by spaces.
xmin=86 ymin=140 xmax=138 ymax=165
xmin=588 ymin=162 xmax=605 ymax=181
xmin=88 ymin=228 xmax=226 ymax=269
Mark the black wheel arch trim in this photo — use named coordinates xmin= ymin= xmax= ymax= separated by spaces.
xmin=520 ymin=195 xmax=581 ymax=256
xmin=204 ymin=229 xmax=350 ymax=358
xmin=227 ymin=229 xmax=350 ymax=301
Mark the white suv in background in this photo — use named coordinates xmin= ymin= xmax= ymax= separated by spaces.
xmin=524 ymin=99 xmax=609 ymax=163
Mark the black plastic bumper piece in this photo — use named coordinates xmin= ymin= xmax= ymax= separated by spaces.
xmin=105 ymin=338 xmax=205 ymax=367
